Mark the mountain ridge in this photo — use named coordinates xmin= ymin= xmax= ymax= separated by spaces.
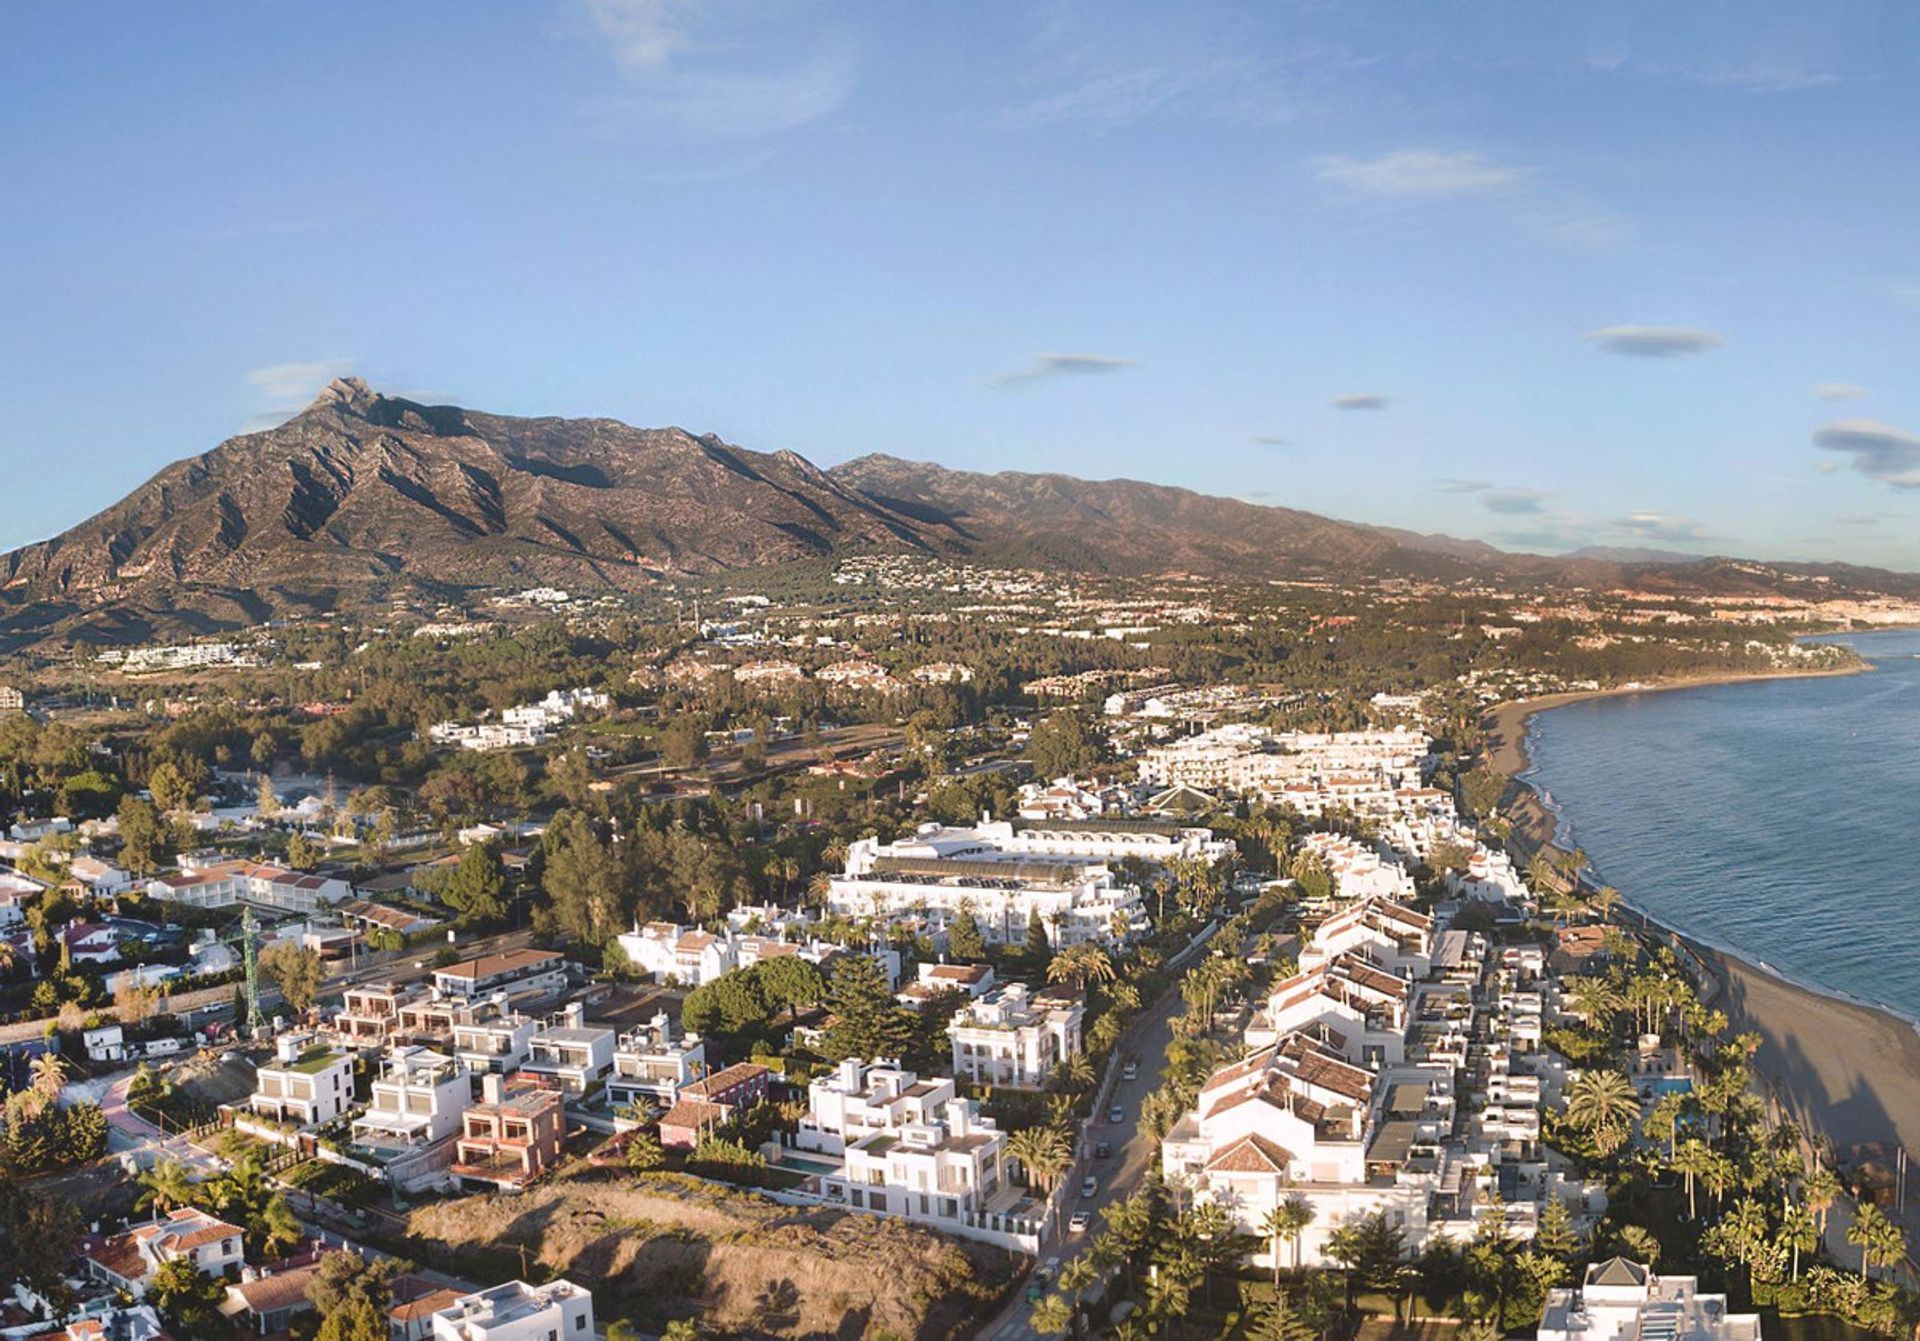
xmin=1 ymin=380 xmax=1912 ymax=649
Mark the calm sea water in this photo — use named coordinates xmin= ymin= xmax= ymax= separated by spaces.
xmin=1523 ymin=628 xmax=1920 ymax=1023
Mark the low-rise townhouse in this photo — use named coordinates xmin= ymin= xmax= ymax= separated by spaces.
xmin=948 ymin=981 xmax=1084 ymax=1088
xmin=428 ymin=1280 xmax=594 ymax=1341
xmin=249 ymin=1032 xmax=355 ymax=1128
xmin=450 ymin=1077 xmax=567 ymax=1193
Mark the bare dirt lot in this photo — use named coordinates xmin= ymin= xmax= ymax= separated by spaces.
xmin=404 ymin=1171 xmax=1014 ymax=1340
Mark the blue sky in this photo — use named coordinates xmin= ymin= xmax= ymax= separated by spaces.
xmin=5 ymin=1 xmax=1920 ymax=566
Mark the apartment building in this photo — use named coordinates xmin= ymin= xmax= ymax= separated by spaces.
xmin=948 ymin=982 xmax=1084 ymax=1088
xmin=429 ymin=1281 xmax=594 ymax=1341
xmin=249 ymin=1032 xmax=355 ymax=1128
xmin=790 ymin=1059 xmax=1018 ymax=1243
xmin=452 ymin=1010 xmax=540 ymax=1075
xmin=828 ymin=824 xmax=1147 ymax=948
xmin=350 ymin=1047 xmax=471 ymax=1154
xmin=334 ymin=980 xmax=425 ymax=1047
xmin=450 ymin=1077 xmax=567 ymax=1193
xmin=147 ymin=861 xmax=354 ymax=915
xmin=521 ymin=1003 xmax=615 ymax=1094
xmin=606 ymin=1011 xmax=708 ymax=1108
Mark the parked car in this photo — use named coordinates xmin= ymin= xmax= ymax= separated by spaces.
xmin=1069 ymin=1210 xmax=1092 ymax=1233
xmin=1108 ymin=1104 xmax=1126 ymax=1124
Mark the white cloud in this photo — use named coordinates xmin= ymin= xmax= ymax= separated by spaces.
xmin=1434 ymin=478 xmax=1491 ymax=494
xmin=574 ymin=0 xmax=854 ymax=142
xmin=1313 ymin=149 xmax=1529 ymax=198
xmin=1252 ymin=436 xmax=1293 ymax=448
xmin=1004 ymin=58 xmax=1296 ymax=131
xmin=245 ymin=359 xmax=353 ymax=404
xmin=1812 ymin=382 xmax=1868 ymax=401
xmin=1613 ymin=510 xmax=1712 ymax=542
xmin=1330 ymin=393 xmax=1390 ymax=411
xmin=1311 ymin=148 xmax=1631 ymax=252
xmin=994 ymin=353 xmax=1136 ymax=387
xmin=1585 ymin=325 xmax=1725 ymax=357
xmin=1813 ymin=420 xmax=1920 ymax=489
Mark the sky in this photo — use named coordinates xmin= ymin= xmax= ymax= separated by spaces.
xmin=5 ymin=1 xmax=1920 ymax=567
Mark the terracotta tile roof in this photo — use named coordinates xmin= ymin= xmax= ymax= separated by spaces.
xmin=681 ymin=1061 xmax=772 ymax=1100
xmin=1204 ymin=1132 xmax=1295 ymax=1175
xmin=659 ymin=1098 xmax=727 ymax=1131
xmin=227 ymin=1262 xmax=322 ymax=1314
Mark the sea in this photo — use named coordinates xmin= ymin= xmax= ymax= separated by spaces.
xmin=1521 ymin=627 xmax=1920 ymax=1026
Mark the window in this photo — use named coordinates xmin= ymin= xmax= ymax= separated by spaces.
xmin=575 ymin=1317 xmax=586 ymax=1331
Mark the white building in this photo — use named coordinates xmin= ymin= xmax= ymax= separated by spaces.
xmin=147 ymin=860 xmax=354 ymax=915
xmin=616 ymin=921 xmax=735 ymax=986
xmin=429 ymin=1281 xmax=595 ymax=1341
xmin=522 ymin=1002 xmax=615 ymax=1093
xmin=1538 ymin=1259 xmax=1759 ymax=1341
xmin=350 ymin=1047 xmax=471 ymax=1154
xmin=791 ymin=1059 xmax=1029 ymax=1247
xmin=607 ymin=1011 xmax=709 ymax=1108
xmin=948 ymin=982 xmax=1084 ymax=1089
xmin=829 ymin=824 xmax=1147 ymax=948
xmin=249 ymin=1032 xmax=355 ymax=1128
xmin=452 ymin=1010 xmax=540 ymax=1075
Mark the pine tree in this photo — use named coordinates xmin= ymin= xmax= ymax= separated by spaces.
xmin=822 ymin=954 xmax=914 ymax=1061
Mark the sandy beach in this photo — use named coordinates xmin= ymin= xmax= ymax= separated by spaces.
xmin=1483 ymin=664 xmax=1920 ymax=1195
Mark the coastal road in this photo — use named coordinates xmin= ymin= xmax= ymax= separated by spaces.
xmin=980 ymin=924 xmax=1222 ymax=1341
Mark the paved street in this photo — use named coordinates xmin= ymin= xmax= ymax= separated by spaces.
xmin=981 ymin=925 xmax=1220 ymax=1341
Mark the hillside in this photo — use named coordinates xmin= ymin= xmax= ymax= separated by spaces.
xmin=2 ymin=379 xmax=1916 ymax=647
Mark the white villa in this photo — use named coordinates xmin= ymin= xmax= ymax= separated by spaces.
xmin=607 ymin=1011 xmax=708 ymax=1108
xmin=948 ymin=981 xmax=1084 ymax=1089
xmin=249 ymin=1032 xmax=355 ymax=1129
xmin=1539 ymin=1259 xmax=1760 ymax=1341
xmin=429 ymin=1281 xmax=595 ymax=1341
xmin=790 ymin=1059 xmax=1036 ymax=1249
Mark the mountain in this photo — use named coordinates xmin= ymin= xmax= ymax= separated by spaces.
xmin=1 ymin=381 xmax=1914 ymax=648
xmin=1565 ymin=545 xmax=1698 ymax=564
xmin=0 ymin=380 xmax=947 ymax=646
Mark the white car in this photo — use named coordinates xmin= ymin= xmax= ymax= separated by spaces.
xmin=1121 ymin=1060 xmax=1139 ymax=1081
xmin=1081 ymin=1175 xmax=1099 ymax=1199
xmin=1068 ymin=1210 xmax=1092 ymax=1233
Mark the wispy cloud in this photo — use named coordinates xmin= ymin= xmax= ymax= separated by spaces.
xmin=573 ymin=0 xmax=854 ymax=142
xmin=994 ymin=353 xmax=1136 ymax=388
xmin=1482 ymin=488 xmax=1549 ymax=516
xmin=1434 ymin=478 xmax=1492 ymax=494
xmin=1812 ymin=382 xmax=1868 ymax=401
xmin=1002 ymin=57 xmax=1297 ymax=130
xmin=1314 ymin=149 xmax=1527 ymax=198
xmin=1252 ymin=436 xmax=1293 ymax=448
xmin=1613 ymin=510 xmax=1712 ymax=542
xmin=242 ymin=359 xmax=353 ymax=431
xmin=1585 ymin=325 xmax=1725 ymax=357
xmin=1813 ymin=420 xmax=1920 ymax=489
xmin=1330 ymin=393 xmax=1390 ymax=411
xmin=1311 ymin=148 xmax=1631 ymax=251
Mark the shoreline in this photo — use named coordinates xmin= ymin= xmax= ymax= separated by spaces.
xmin=1481 ymin=659 xmax=1920 ymax=1186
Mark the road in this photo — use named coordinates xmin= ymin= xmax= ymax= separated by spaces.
xmin=981 ymin=924 xmax=1220 ymax=1341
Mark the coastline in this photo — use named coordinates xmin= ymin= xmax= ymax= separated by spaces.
xmin=1481 ymin=661 xmax=1920 ymax=1189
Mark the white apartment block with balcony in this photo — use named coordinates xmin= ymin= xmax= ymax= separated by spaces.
xmin=615 ymin=921 xmax=736 ymax=986
xmin=521 ymin=1002 xmax=615 ymax=1093
xmin=351 ymin=1047 xmax=471 ymax=1154
xmin=1245 ymin=957 xmax=1413 ymax=1069
xmin=790 ymin=1059 xmax=1024 ymax=1247
xmin=452 ymin=1011 xmax=540 ymax=1075
xmin=828 ymin=824 xmax=1146 ymax=949
xmin=607 ymin=1011 xmax=709 ymax=1108
xmin=948 ymin=982 xmax=1084 ymax=1088
xmin=1297 ymin=833 xmax=1418 ymax=905
xmin=1140 ymin=726 xmax=1431 ymax=801
xmin=429 ymin=1281 xmax=595 ymax=1341
xmin=249 ymin=1032 xmax=355 ymax=1129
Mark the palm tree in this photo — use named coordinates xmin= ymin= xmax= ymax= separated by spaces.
xmin=1028 ymin=1294 xmax=1073 ymax=1337
xmin=1673 ymin=1139 xmax=1715 ymax=1220
xmin=1057 ymin=1256 xmax=1098 ymax=1339
xmin=28 ymin=1051 xmax=65 ymax=1098
xmin=136 ymin=1158 xmax=198 ymax=1216
xmin=1849 ymin=1202 xmax=1905 ymax=1282
xmin=1779 ymin=1202 xmax=1819 ymax=1281
xmin=1565 ymin=1069 xmax=1640 ymax=1150
xmin=1005 ymin=1125 xmax=1073 ymax=1232
xmin=1265 ymin=1194 xmax=1314 ymax=1275
xmin=1566 ymin=978 xmax=1622 ymax=1031
xmin=1643 ymin=1091 xmax=1692 ymax=1160
xmin=1724 ymin=1196 xmax=1771 ymax=1295
xmin=1804 ymin=1164 xmax=1841 ymax=1234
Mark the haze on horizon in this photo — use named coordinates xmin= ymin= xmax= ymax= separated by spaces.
xmin=4 ymin=2 xmax=1920 ymax=568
